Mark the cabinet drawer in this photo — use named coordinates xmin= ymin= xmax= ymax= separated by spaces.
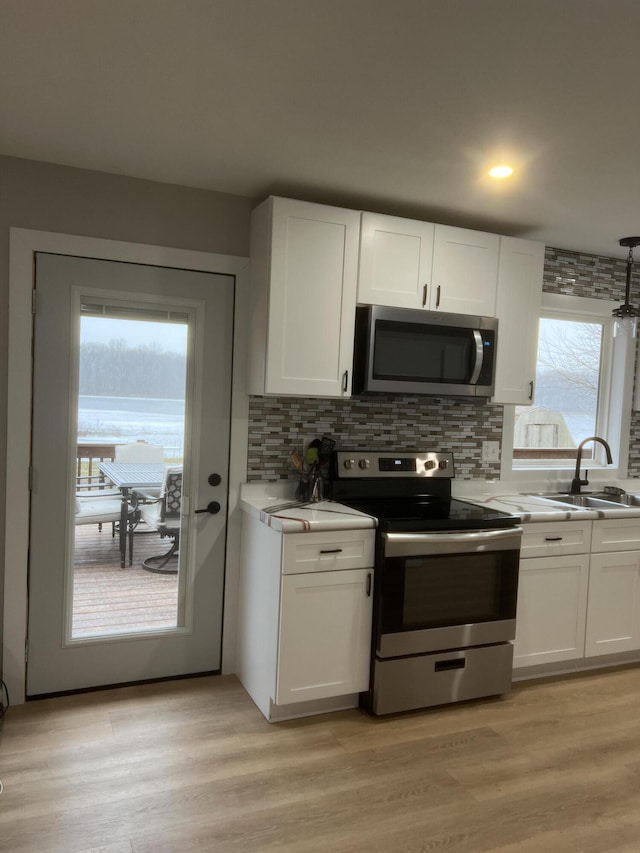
xmin=591 ymin=518 xmax=640 ymax=553
xmin=282 ymin=529 xmax=375 ymax=574
xmin=520 ymin=521 xmax=592 ymax=557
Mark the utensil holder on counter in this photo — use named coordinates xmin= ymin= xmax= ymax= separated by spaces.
xmin=295 ymin=472 xmax=323 ymax=502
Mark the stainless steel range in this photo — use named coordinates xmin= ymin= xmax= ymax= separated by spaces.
xmin=328 ymin=450 xmax=522 ymax=715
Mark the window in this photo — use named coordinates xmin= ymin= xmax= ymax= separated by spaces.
xmin=514 ymin=315 xmax=606 ymax=464
xmin=504 ymin=292 xmax=635 ymax=479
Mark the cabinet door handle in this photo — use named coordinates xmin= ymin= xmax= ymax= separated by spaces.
xmin=342 ymin=370 xmax=349 ymax=393
xmin=544 ymin=537 xmax=563 ymax=541
xmin=529 ymin=380 xmax=534 ymax=401
xmin=422 ymin=284 xmax=428 ymax=307
xmin=366 ymin=573 xmax=372 ymax=597
xmin=436 ymin=285 xmax=441 ymax=308
xmin=320 ymin=548 xmax=343 ymax=554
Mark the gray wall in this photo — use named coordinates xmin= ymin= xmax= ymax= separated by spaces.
xmin=0 ymin=154 xmax=253 ymax=651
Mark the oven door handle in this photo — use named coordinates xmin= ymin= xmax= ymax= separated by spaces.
xmin=383 ymin=527 xmax=523 ymax=557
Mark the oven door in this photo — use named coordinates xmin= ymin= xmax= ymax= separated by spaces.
xmin=377 ymin=527 xmax=522 ymax=658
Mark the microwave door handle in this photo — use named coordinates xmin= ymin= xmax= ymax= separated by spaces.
xmin=469 ymin=330 xmax=484 ymax=385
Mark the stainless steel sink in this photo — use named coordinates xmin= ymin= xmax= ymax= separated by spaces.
xmin=590 ymin=493 xmax=640 ymax=507
xmin=526 ymin=492 xmax=627 ymax=509
xmin=540 ymin=494 xmax=620 ymax=508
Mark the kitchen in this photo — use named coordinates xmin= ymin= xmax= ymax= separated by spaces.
xmin=238 ymin=196 xmax=640 ymax=722
xmin=3 ymin=2 xmax=640 ymax=850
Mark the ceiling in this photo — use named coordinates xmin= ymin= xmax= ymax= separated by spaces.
xmin=2 ymin=0 xmax=640 ymax=258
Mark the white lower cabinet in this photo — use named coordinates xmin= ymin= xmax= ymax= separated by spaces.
xmin=515 ymin=517 xmax=640 ymax=673
xmin=514 ymin=554 xmax=589 ymax=668
xmin=514 ymin=520 xmax=591 ymax=669
xmin=585 ymin=550 xmax=640 ymax=657
xmin=237 ymin=514 xmax=375 ymax=721
xmin=276 ymin=568 xmax=373 ymax=705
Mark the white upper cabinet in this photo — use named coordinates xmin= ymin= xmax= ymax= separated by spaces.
xmin=249 ymin=196 xmax=360 ymax=397
xmin=357 ymin=213 xmax=499 ymax=317
xmin=492 ymin=237 xmax=544 ymax=405
xmin=431 ymin=225 xmax=499 ymax=316
xmin=358 ymin=213 xmax=435 ymax=308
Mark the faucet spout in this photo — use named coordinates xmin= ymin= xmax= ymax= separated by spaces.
xmin=569 ymin=436 xmax=613 ymax=494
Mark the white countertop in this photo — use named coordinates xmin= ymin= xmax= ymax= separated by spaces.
xmin=240 ymin=484 xmax=376 ymax=533
xmin=241 ymin=480 xmax=640 ymax=530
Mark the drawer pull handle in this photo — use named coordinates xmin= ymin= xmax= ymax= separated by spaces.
xmin=366 ymin=573 xmax=372 ymax=597
xmin=435 ymin=658 xmax=465 ymax=672
xmin=544 ymin=537 xmax=563 ymax=541
xmin=320 ymin=548 xmax=343 ymax=554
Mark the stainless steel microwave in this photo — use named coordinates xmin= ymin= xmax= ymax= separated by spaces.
xmin=352 ymin=305 xmax=498 ymax=398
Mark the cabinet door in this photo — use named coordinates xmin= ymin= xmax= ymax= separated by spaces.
xmin=513 ymin=554 xmax=589 ymax=668
xmin=265 ymin=197 xmax=360 ymax=397
xmin=585 ymin=551 xmax=640 ymax=657
xmin=276 ymin=568 xmax=373 ymax=705
xmin=492 ymin=237 xmax=544 ymax=405
xmin=357 ymin=212 xmax=434 ymax=308
xmin=431 ymin=225 xmax=499 ymax=316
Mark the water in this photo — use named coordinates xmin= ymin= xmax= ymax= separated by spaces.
xmin=78 ymin=395 xmax=185 ymax=459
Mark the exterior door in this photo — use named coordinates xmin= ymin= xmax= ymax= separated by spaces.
xmin=27 ymin=252 xmax=234 ymax=695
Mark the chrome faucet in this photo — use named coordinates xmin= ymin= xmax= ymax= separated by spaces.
xmin=570 ymin=436 xmax=613 ymax=494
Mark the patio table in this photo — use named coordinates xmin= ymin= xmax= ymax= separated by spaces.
xmin=97 ymin=462 xmax=165 ymax=567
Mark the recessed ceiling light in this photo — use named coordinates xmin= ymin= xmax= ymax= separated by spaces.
xmin=488 ymin=164 xmax=514 ymax=179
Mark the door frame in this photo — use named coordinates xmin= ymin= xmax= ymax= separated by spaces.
xmin=4 ymin=227 xmax=250 ymax=704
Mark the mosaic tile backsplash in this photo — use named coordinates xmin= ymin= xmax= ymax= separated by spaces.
xmin=248 ymin=395 xmax=504 ymax=481
xmin=247 ymin=246 xmax=640 ymax=481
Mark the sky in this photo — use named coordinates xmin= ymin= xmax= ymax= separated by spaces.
xmin=80 ymin=317 xmax=188 ymax=354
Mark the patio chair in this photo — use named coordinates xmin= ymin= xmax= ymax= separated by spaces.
xmin=74 ymin=496 xmax=135 ymax=566
xmin=134 ymin=466 xmax=182 ymax=574
xmin=115 ymin=441 xmax=165 ymax=502
xmin=115 ymin=440 xmax=164 ymax=463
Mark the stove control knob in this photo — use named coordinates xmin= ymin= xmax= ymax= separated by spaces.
xmin=438 ymin=460 xmax=449 ymax=469
xmin=358 ymin=458 xmax=370 ymax=469
xmin=424 ymin=460 xmax=436 ymax=470
xmin=343 ymin=458 xmax=356 ymax=470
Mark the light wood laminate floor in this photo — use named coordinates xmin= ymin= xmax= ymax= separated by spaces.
xmin=2 ymin=667 xmax=640 ymax=852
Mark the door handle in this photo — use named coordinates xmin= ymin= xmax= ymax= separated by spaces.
xmin=422 ymin=284 xmax=428 ymax=307
xmin=436 ymin=285 xmax=441 ymax=308
xmin=195 ymin=501 xmax=221 ymax=515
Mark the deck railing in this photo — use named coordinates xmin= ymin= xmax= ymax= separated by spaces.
xmin=76 ymin=441 xmax=121 ymax=479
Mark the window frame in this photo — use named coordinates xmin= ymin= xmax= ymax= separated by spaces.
xmin=500 ymin=292 xmax=635 ymax=486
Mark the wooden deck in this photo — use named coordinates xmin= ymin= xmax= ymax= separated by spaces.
xmin=72 ymin=524 xmax=178 ymax=638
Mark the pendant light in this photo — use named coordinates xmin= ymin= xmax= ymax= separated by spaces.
xmin=613 ymin=237 xmax=640 ymax=338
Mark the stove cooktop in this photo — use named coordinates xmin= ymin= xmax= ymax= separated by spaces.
xmin=328 ymin=450 xmax=520 ymax=530
xmin=338 ymin=496 xmax=520 ymax=531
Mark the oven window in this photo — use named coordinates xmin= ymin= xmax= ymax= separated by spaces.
xmin=382 ymin=550 xmax=518 ymax=633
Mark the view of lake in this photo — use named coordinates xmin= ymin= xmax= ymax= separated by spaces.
xmin=78 ymin=395 xmax=185 ymax=459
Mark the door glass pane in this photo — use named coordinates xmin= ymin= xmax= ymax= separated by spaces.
xmin=514 ymin=317 xmax=604 ymax=462
xmin=72 ymin=314 xmax=188 ymax=639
